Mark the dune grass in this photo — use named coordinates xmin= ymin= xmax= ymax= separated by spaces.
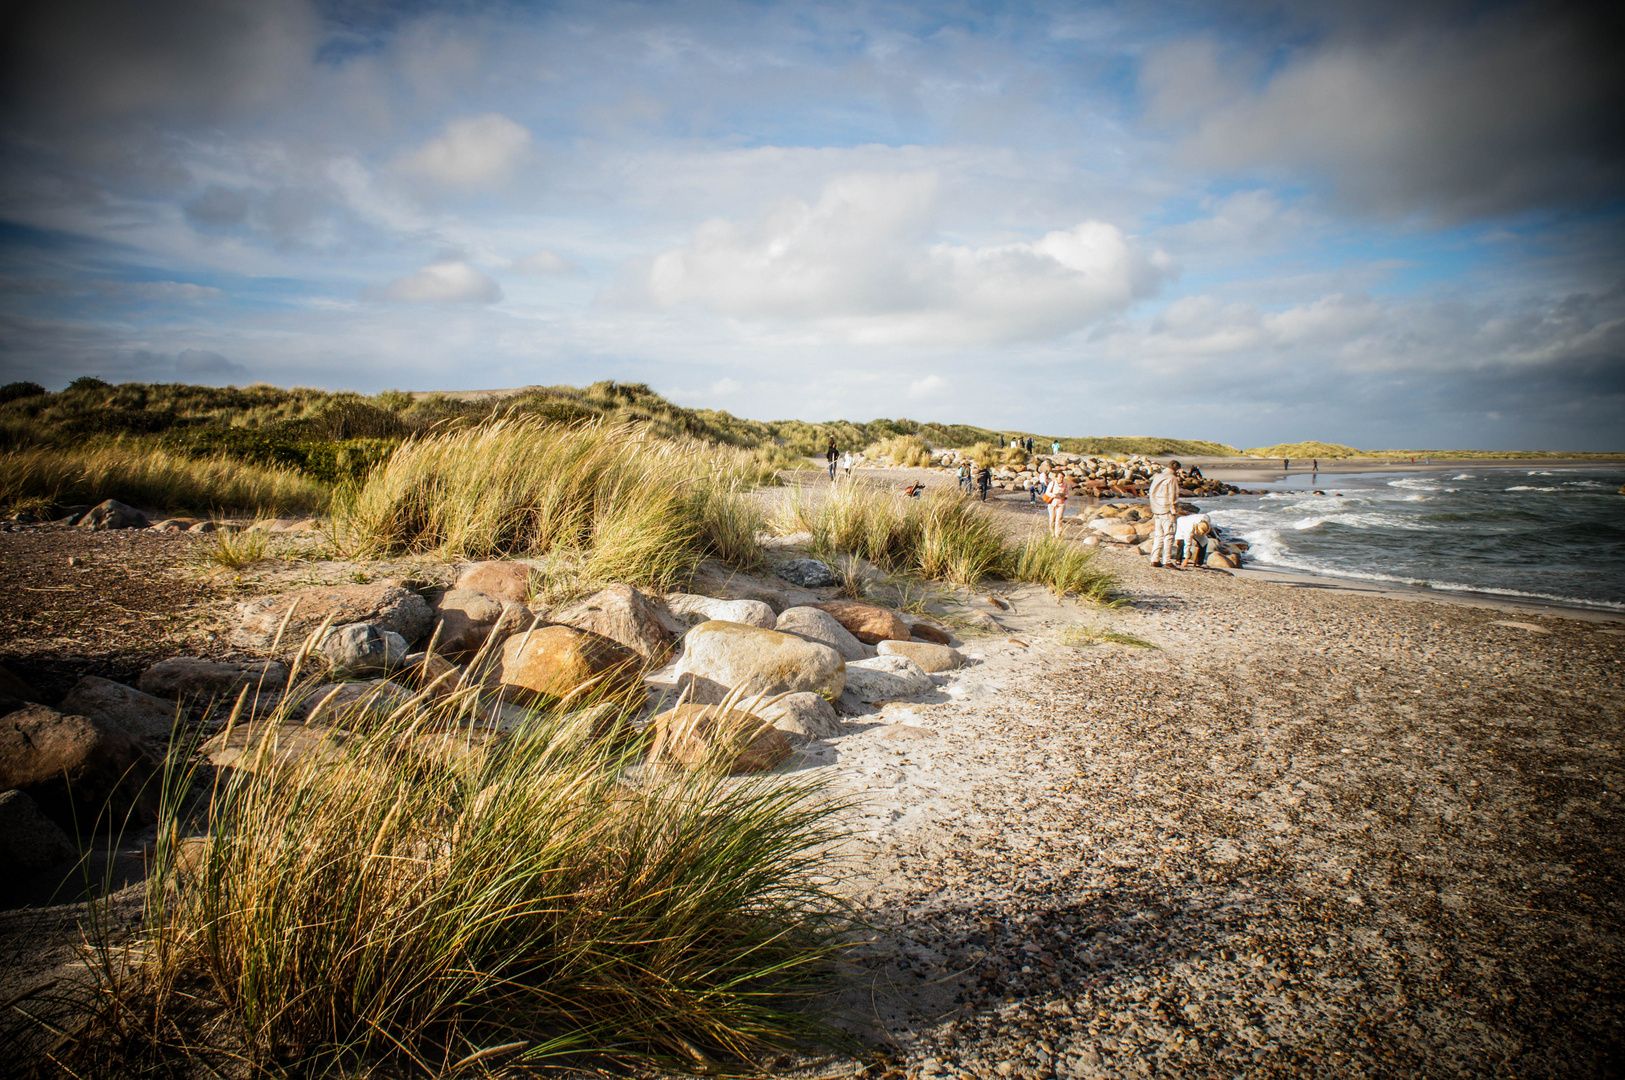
xmin=336 ymin=418 xmax=770 ymax=591
xmin=0 ymin=443 xmax=330 ymax=516
xmin=40 ymin=656 xmax=850 ymax=1077
xmin=865 ymin=433 xmax=933 ymax=468
xmin=783 ymin=483 xmax=1117 ymax=598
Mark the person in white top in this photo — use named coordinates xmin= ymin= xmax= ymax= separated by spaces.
xmin=1147 ymin=459 xmax=1181 ymax=568
xmin=1044 ymin=469 xmax=1070 ymax=536
xmin=1174 ymin=511 xmax=1212 ymax=567
xmin=841 ymin=451 xmax=854 ymax=478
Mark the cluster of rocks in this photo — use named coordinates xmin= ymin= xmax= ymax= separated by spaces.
xmin=1 ymin=555 xmax=972 ymax=883
xmin=1 ymin=498 xmax=320 ymax=535
xmin=923 ymin=453 xmax=1249 ymax=498
xmin=1069 ymin=504 xmax=1249 ymax=567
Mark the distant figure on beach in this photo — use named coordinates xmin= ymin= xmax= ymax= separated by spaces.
xmin=901 ymin=480 xmax=924 ymax=498
xmin=826 ymin=438 xmax=838 ymax=481
xmin=841 ymin=450 xmax=854 ymax=478
xmin=1029 ymin=468 xmax=1045 ymax=503
xmin=1148 ymin=459 xmax=1181 ymax=568
xmin=1283 ymin=458 xmax=1290 ymax=471
xmin=1045 ymin=468 xmax=1070 ymax=536
xmin=1052 ymin=440 xmax=1061 ymax=454
xmin=1026 ymin=436 xmax=1034 ymax=454
xmin=958 ymin=462 xmax=972 ymax=493
xmin=976 ymin=464 xmax=992 ymax=501
xmin=1312 ymin=458 xmax=1319 ymax=473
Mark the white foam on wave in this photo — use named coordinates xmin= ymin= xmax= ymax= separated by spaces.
xmin=1506 ymin=485 xmax=1559 ymax=492
xmin=1527 ymin=470 xmax=1555 ymax=476
xmin=1388 ymin=477 xmax=1440 ymax=490
xmin=1566 ymin=480 xmax=1612 ymax=489
xmin=1451 ymin=474 xmax=1474 ymax=480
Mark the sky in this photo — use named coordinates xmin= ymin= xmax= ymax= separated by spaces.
xmin=0 ymin=0 xmax=1621 ymax=450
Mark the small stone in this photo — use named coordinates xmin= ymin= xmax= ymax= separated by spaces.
xmin=775 ymin=558 xmax=837 ymax=588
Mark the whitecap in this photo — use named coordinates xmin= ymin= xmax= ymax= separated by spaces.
xmin=1451 ymin=474 xmax=1474 ymax=480
xmin=1506 ymin=485 xmax=1559 ymax=492
xmin=1527 ymin=470 xmax=1555 ymax=476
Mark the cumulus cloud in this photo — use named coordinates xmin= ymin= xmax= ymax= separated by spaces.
xmin=907 ymin=374 xmax=947 ymax=399
xmin=637 ymin=172 xmax=1171 ymax=343
xmin=399 ymin=114 xmax=532 ymax=189
xmin=510 ymin=250 xmax=578 ymax=275
xmin=366 ymin=260 xmax=502 ymax=304
xmin=1142 ymin=5 xmax=1625 ymax=220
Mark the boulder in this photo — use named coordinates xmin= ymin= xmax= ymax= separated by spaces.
xmin=754 ymin=692 xmax=842 ymax=742
xmin=876 ymin=639 xmax=964 ymax=673
xmin=808 ymin=600 xmax=910 ymax=645
xmin=201 ymin=719 xmax=349 ymax=774
xmin=0 ymin=789 xmax=78 ymax=876
xmin=320 ymin=622 xmax=412 ymax=678
xmin=775 ymin=558 xmax=837 ymax=588
xmin=0 ymin=705 xmax=159 ymax=832
xmin=909 ymin=623 xmax=952 ymax=646
xmin=549 ymin=584 xmax=674 ymax=662
xmin=59 ymin=676 xmax=181 ymax=743
xmin=1209 ymin=551 xmax=1238 ymax=569
xmin=0 ymin=664 xmax=44 ymax=704
xmin=399 ymin=651 xmax=462 ymax=696
xmin=495 ymin=625 xmax=644 ymax=707
xmin=150 ymin=518 xmax=197 ymax=532
xmin=138 ymin=657 xmax=289 ymax=703
xmin=662 ymin=593 xmax=776 ymax=629
xmin=429 ymin=588 xmax=513 ymax=658
xmin=1091 ymin=519 xmax=1138 ymax=543
xmin=645 ymin=704 xmax=792 ymax=774
xmin=78 ymin=499 xmax=148 ymax=531
xmin=842 ymin=655 xmax=934 ymax=703
xmin=232 ymin=583 xmax=433 ymax=653
xmin=453 ymin=561 xmax=532 ymax=604
xmin=674 ymin=621 xmax=845 ymax=704
xmin=775 ymin=605 xmax=871 ymax=661
xmin=689 ymin=560 xmax=818 ymax=613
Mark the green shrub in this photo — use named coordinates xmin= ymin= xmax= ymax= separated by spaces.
xmin=0 ymin=380 xmax=47 ymax=405
xmin=1000 ymin=533 xmax=1118 ymax=601
xmin=865 ymin=434 xmax=933 ymax=468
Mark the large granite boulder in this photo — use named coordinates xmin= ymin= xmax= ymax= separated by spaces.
xmin=0 ymin=789 xmax=78 ymax=875
xmin=775 ymin=558 xmax=836 ymax=588
xmin=645 ymin=704 xmax=793 ymax=774
xmin=549 ymin=584 xmax=673 ymax=662
xmin=875 ymin=639 xmax=964 ymax=673
xmin=808 ymin=601 xmax=910 ymax=645
xmin=429 ymin=588 xmax=514 ymax=658
xmin=319 ymin=622 xmax=412 ymax=678
xmin=775 ymin=606 xmax=871 ymax=661
xmin=0 ymin=705 xmax=159 ymax=832
xmin=453 ymin=561 xmax=532 ymax=604
xmin=662 ymin=593 xmax=776 ymax=629
xmin=495 ymin=625 xmax=643 ymax=707
xmin=842 ymin=655 xmax=934 ymax=703
xmin=674 ymin=621 xmax=845 ymax=704
xmin=689 ymin=560 xmax=818 ymax=614
xmin=78 ymin=499 xmax=148 ymax=531
xmin=232 ymin=583 xmax=432 ymax=653
xmin=754 ymin=692 xmax=842 ymax=742
xmin=138 ymin=657 xmax=289 ymax=704
xmin=59 ymin=676 xmax=182 ymax=743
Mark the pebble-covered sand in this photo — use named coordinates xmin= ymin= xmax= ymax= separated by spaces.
xmin=792 ymin=540 xmax=1624 ymax=1079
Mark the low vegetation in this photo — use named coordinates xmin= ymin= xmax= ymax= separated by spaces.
xmin=0 ymin=444 xmax=330 ymax=517
xmin=864 ymin=433 xmax=933 ymax=468
xmin=1245 ymin=441 xmax=1361 ymax=459
xmin=1000 ymin=534 xmax=1119 ymax=604
xmin=43 ymin=666 xmax=848 ymax=1076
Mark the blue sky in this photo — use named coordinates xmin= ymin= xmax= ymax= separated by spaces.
xmin=1 ymin=0 xmax=1621 ymax=449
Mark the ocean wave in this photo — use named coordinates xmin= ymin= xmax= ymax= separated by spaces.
xmin=1565 ymin=480 xmax=1612 ymax=489
xmin=1506 ymin=485 xmax=1560 ymax=492
xmin=1388 ymin=477 xmax=1440 ymax=489
xmin=1237 ymin=558 xmax=1625 ymax=613
xmin=1451 ymin=474 xmax=1474 ymax=480
xmin=1527 ymin=470 xmax=1555 ymax=476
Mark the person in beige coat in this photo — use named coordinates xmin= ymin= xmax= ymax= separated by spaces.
xmin=1147 ymin=459 xmax=1181 ymax=568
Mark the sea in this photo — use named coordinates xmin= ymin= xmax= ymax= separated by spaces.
xmin=1200 ymin=465 xmax=1625 ymax=613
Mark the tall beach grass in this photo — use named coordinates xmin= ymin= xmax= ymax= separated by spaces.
xmin=336 ymin=418 xmax=769 ymax=590
xmin=0 ymin=443 xmax=330 ymax=516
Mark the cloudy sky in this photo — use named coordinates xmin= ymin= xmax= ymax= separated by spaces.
xmin=1 ymin=0 xmax=1621 ymax=449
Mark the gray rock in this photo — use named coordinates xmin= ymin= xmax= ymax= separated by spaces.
xmin=754 ymin=692 xmax=843 ymax=742
xmin=232 ymin=583 xmax=432 ymax=653
xmin=0 ymin=789 xmax=77 ymax=875
xmin=775 ymin=558 xmax=837 ymax=588
xmin=662 ymin=593 xmax=777 ymax=629
xmin=842 ymin=655 xmax=933 ymax=703
xmin=77 ymin=499 xmax=148 ymax=531
xmin=59 ymin=676 xmax=181 ymax=743
xmin=138 ymin=657 xmax=289 ymax=702
xmin=550 ymin=584 xmax=674 ymax=662
xmin=674 ymin=621 xmax=845 ymax=704
xmin=775 ymin=605 xmax=872 ymax=661
xmin=320 ymin=622 xmax=411 ymax=678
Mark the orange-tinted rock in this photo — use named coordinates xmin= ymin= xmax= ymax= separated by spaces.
xmin=453 ymin=561 xmax=532 ymax=604
xmin=645 ymin=704 xmax=792 ymax=774
xmin=549 ymin=584 xmax=673 ymax=662
xmin=495 ymin=625 xmax=642 ymax=707
xmin=909 ymin=622 xmax=952 ymax=645
xmin=808 ymin=600 xmax=910 ymax=645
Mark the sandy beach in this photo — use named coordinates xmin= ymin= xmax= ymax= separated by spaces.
xmin=1 ymin=486 xmax=1621 ymax=1078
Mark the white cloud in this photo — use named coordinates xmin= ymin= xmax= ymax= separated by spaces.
xmin=398 ymin=114 xmax=532 ymax=190
xmin=907 ymin=373 xmax=947 ymax=398
xmin=510 ymin=250 xmax=577 ymax=275
xmin=637 ymin=172 xmax=1171 ymax=343
xmin=367 ymin=260 xmax=502 ymax=304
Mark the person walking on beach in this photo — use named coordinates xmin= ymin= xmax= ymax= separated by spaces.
xmin=1148 ymin=459 xmax=1181 ymax=568
xmin=1283 ymin=458 xmax=1290 ymax=471
xmin=841 ymin=450 xmax=854 ymax=479
xmin=976 ymin=464 xmax=992 ymax=501
xmin=826 ymin=438 xmax=839 ymax=481
xmin=1052 ymin=439 xmax=1061 ymax=455
xmin=958 ymin=461 xmax=972 ymax=494
xmin=1045 ymin=468 xmax=1070 ymax=537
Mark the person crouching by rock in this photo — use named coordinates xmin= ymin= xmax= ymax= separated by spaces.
xmin=977 ymin=464 xmax=992 ymax=501
xmin=902 ymin=480 xmax=925 ymax=498
xmin=1176 ymin=512 xmax=1214 ymax=567
xmin=1148 ymin=459 xmax=1180 ymax=568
